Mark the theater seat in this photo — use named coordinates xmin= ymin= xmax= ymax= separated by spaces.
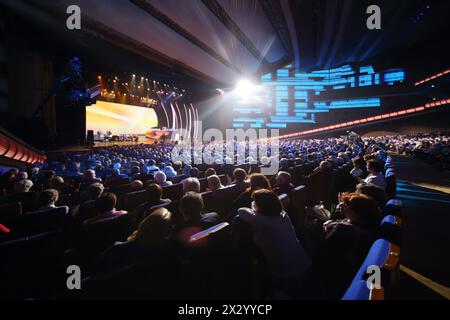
xmin=341 ymin=280 xmax=384 ymax=300
xmin=385 ymin=169 xmax=397 ymax=199
xmin=290 ymin=185 xmax=308 ymax=230
xmin=162 ymin=183 xmax=183 ymax=201
xmin=21 ymin=206 xmax=70 ymax=235
xmin=343 ymin=239 xmax=400 ymax=300
xmin=0 ymin=201 xmax=22 ymax=225
xmin=122 ymin=189 xmax=150 ymax=212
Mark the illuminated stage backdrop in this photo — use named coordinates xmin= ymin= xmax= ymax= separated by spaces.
xmin=233 ymin=64 xmax=405 ymax=129
xmin=86 ymin=101 xmax=158 ymax=135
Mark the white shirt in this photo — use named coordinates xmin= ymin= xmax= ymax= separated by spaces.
xmin=237 ymin=208 xmax=311 ymax=278
xmin=364 ymin=173 xmax=387 ymax=189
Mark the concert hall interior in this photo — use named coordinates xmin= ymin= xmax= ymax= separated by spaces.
xmin=0 ymin=0 xmax=449 ymax=302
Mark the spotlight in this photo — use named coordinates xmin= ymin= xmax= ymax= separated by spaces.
xmin=234 ymin=79 xmax=259 ymax=99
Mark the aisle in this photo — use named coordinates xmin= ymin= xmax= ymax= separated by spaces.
xmin=392 ymin=154 xmax=450 ymax=299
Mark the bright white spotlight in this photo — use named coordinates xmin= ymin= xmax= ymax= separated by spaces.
xmin=234 ymin=79 xmax=261 ymax=101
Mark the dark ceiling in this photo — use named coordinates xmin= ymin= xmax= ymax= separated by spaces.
xmin=1 ymin=0 xmax=449 ymax=87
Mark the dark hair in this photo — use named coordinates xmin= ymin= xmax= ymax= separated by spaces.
xmin=356 ymin=183 xmax=388 ymax=208
xmin=189 ymin=167 xmax=199 ymax=178
xmin=94 ymin=192 xmax=117 ymax=212
xmin=252 ymin=189 xmax=282 ymax=217
xmin=146 ymin=183 xmax=163 ymax=203
xmin=39 ymin=189 xmax=59 ymax=206
xmin=179 ymin=192 xmax=204 ymax=220
xmin=233 ymin=168 xmax=247 ymax=182
xmin=248 ymin=173 xmax=270 ymax=192
xmin=340 ymin=192 xmax=382 ymax=227
xmin=367 ymin=160 xmax=384 ymax=173
xmin=131 ymin=166 xmax=140 ymax=174
xmin=352 ymin=157 xmax=366 ymax=169
xmin=205 ymin=168 xmax=216 ymax=178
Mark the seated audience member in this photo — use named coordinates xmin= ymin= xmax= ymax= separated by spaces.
xmin=318 ymin=192 xmax=382 ymax=298
xmin=355 ymin=183 xmax=388 ymax=210
xmin=13 ymin=179 xmax=34 ymax=193
xmin=83 ymin=192 xmax=127 ymax=224
xmin=206 ymin=174 xmax=224 ymax=193
xmin=154 ymin=171 xmax=172 ymax=187
xmin=106 ymin=168 xmax=129 ymax=185
xmin=272 ymin=171 xmax=295 ymax=195
xmin=72 ymin=182 xmax=104 ymax=218
xmin=82 ymin=169 xmax=102 ymax=184
xmin=362 ymin=160 xmax=387 ymax=189
xmin=232 ymin=168 xmax=247 ymax=192
xmin=95 ymin=208 xmax=174 ymax=273
xmin=237 ymin=189 xmax=311 ymax=289
xmin=182 ymin=177 xmax=200 ymax=194
xmin=147 ymin=160 xmax=159 ymax=172
xmin=36 ymin=189 xmax=69 ymax=214
xmin=15 ymin=171 xmax=28 ymax=181
xmin=350 ymin=157 xmax=368 ymax=179
xmin=204 ymin=167 xmax=216 ymax=178
xmin=175 ymin=192 xmax=220 ymax=242
xmin=163 ymin=164 xmax=177 ymax=179
xmin=133 ymin=184 xmax=171 ymax=223
xmin=234 ymin=173 xmax=271 ymax=210
xmin=189 ymin=167 xmax=199 ymax=178
xmin=129 ymin=180 xmax=144 ymax=192
xmin=130 ymin=166 xmax=141 ymax=181
xmin=48 ymin=175 xmax=74 ymax=195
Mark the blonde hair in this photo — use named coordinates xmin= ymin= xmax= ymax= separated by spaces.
xmin=128 ymin=207 xmax=172 ymax=247
xmin=207 ymin=174 xmax=223 ymax=192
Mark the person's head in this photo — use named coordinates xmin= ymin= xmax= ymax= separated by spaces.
xmin=352 ymin=157 xmax=366 ymax=169
xmin=140 ymin=165 xmax=149 ymax=174
xmin=154 ymin=171 xmax=167 ymax=184
xmin=130 ymin=179 xmax=143 ymax=190
xmin=131 ymin=166 xmax=140 ymax=175
xmin=49 ymin=176 xmax=65 ymax=189
xmin=275 ymin=171 xmax=292 ymax=186
xmin=207 ymin=175 xmax=223 ymax=192
xmin=13 ymin=179 xmax=33 ymax=193
xmin=366 ymin=160 xmax=384 ymax=174
xmin=356 ymin=183 xmax=388 ymax=208
xmin=182 ymin=177 xmax=200 ymax=193
xmin=189 ymin=167 xmax=199 ymax=178
xmin=233 ymin=168 xmax=247 ymax=183
xmin=84 ymin=183 xmax=104 ymax=201
xmin=146 ymin=183 xmax=163 ymax=203
xmin=16 ymin=171 xmax=28 ymax=180
xmin=179 ymin=192 xmax=204 ymax=221
xmin=338 ymin=192 xmax=381 ymax=228
xmin=39 ymin=189 xmax=59 ymax=207
xmin=94 ymin=192 xmax=117 ymax=213
xmin=84 ymin=169 xmax=96 ymax=179
xmin=279 ymin=158 xmax=289 ymax=169
xmin=128 ymin=207 xmax=172 ymax=247
xmin=248 ymin=173 xmax=270 ymax=192
xmin=31 ymin=167 xmax=40 ymax=176
xmin=205 ymin=168 xmax=216 ymax=178
xmin=319 ymin=160 xmax=332 ymax=173
xmin=251 ymin=189 xmax=282 ymax=217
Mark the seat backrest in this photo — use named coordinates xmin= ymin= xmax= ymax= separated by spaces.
xmin=123 ymin=190 xmax=150 ymax=212
xmin=198 ymin=178 xmax=208 ymax=192
xmin=218 ymin=174 xmax=228 ymax=186
xmin=278 ymin=193 xmax=290 ymax=213
xmin=289 ymin=185 xmax=308 ymax=230
xmin=189 ymin=222 xmax=230 ymax=243
xmin=0 ymin=192 xmax=38 ymax=213
xmin=0 ymin=202 xmax=22 ymax=225
xmin=22 ymin=206 xmax=69 ymax=234
xmin=79 ymin=213 xmax=134 ymax=251
xmin=354 ymin=239 xmax=400 ymax=287
xmin=162 ymin=183 xmax=183 ymax=201
xmin=342 ymin=280 xmax=384 ymax=300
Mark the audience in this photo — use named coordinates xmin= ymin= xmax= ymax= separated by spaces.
xmin=362 ymin=160 xmax=387 ymax=189
xmin=182 ymin=177 xmax=200 ymax=193
xmin=154 ymin=171 xmax=172 ymax=187
xmin=206 ymin=174 xmax=223 ymax=193
xmin=83 ymin=192 xmax=127 ymax=224
xmin=133 ymin=183 xmax=171 ymax=223
xmin=272 ymin=171 xmax=294 ymax=196
xmin=237 ymin=189 xmax=311 ymax=295
xmin=234 ymin=173 xmax=271 ymax=210
xmin=36 ymin=189 xmax=69 ymax=214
